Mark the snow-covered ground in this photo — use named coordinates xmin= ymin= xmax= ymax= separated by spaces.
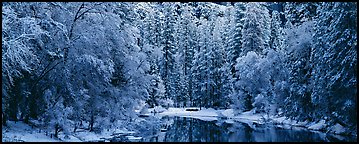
xmin=2 ymin=121 xmax=60 ymax=142
xmin=154 ymin=107 xmax=218 ymax=117
xmin=2 ymin=121 xmax=139 ymax=142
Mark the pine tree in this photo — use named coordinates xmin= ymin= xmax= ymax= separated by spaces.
xmin=227 ymin=2 xmax=245 ymax=78
xmin=311 ymin=2 xmax=357 ymax=128
xmin=176 ymin=3 xmax=196 ymax=107
xmin=160 ymin=3 xmax=178 ymax=101
xmin=210 ymin=7 xmax=227 ymax=108
xmin=284 ymin=2 xmax=317 ymax=26
xmin=199 ymin=17 xmax=210 ymax=108
xmin=269 ymin=11 xmax=284 ymax=51
xmin=241 ymin=2 xmax=270 ymax=56
xmin=221 ymin=5 xmax=235 ymax=109
xmin=282 ymin=16 xmax=315 ymax=121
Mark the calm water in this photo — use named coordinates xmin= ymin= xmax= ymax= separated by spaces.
xmin=137 ymin=116 xmax=357 ymax=142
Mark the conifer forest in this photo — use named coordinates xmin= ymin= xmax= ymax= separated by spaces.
xmin=2 ymin=2 xmax=357 ymax=142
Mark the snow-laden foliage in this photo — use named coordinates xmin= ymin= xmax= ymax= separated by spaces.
xmin=282 ymin=20 xmax=315 ymax=121
xmin=2 ymin=2 xmax=357 ymax=137
xmin=2 ymin=2 xmax=153 ymax=133
xmin=310 ymin=2 xmax=357 ymax=128
xmin=241 ymin=2 xmax=270 ymax=56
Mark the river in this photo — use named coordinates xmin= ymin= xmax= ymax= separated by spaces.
xmin=133 ymin=116 xmax=356 ymax=142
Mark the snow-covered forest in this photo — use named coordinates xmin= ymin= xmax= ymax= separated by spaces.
xmin=2 ymin=2 xmax=357 ymax=142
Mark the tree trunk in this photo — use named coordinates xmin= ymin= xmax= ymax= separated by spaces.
xmin=24 ymin=114 xmax=29 ymax=124
xmin=73 ymin=122 xmax=77 ymax=133
xmin=2 ymin=112 xmax=7 ymax=126
xmin=89 ymin=114 xmax=94 ymax=132
xmin=55 ymin=123 xmax=60 ymax=138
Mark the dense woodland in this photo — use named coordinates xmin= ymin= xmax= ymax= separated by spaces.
xmin=2 ymin=2 xmax=357 ymax=137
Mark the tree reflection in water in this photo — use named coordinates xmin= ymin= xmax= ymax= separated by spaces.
xmin=140 ymin=116 xmax=356 ymax=142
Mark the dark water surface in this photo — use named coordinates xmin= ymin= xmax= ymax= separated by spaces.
xmin=138 ymin=116 xmax=356 ymax=142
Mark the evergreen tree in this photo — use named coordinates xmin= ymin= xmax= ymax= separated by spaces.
xmin=282 ymin=19 xmax=315 ymax=121
xmin=221 ymin=5 xmax=235 ymax=109
xmin=227 ymin=2 xmax=245 ymax=78
xmin=241 ymin=2 xmax=270 ymax=56
xmin=284 ymin=2 xmax=317 ymax=26
xmin=311 ymin=2 xmax=357 ymax=128
xmin=269 ymin=11 xmax=284 ymax=51
xmin=160 ymin=2 xmax=178 ymax=101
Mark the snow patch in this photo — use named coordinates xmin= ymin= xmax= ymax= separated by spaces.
xmin=2 ymin=120 xmax=140 ymax=142
xmin=148 ymin=106 xmax=166 ymax=113
xmin=308 ymin=120 xmax=327 ymax=131
xmin=125 ymin=136 xmax=142 ymax=142
xmin=2 ymin=121 xmax=60 ymax=142
xmin=159 ymin=107 xmax=218 ymax=117
xmin=221 ymin=109 xmax=234 ymax=118
xmin=60 ymin=135 xmax=82 ymax=142
xmin=328 ymin=123 xmax=347 ymax=135
xmin=225 ymin=119 xmax=235 ymax=124
xmin=293 ymin=120 xmax=309 ymax=127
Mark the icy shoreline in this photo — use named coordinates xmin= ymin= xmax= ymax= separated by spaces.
xmin=2 ymin=107 xmax=356 ymax=142
xmin=149 ymin=107 xmax=357 ymax=137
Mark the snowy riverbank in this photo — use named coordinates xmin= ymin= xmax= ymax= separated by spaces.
xmin=149 ymin=107 xmax=357 ymax=137
xmin=2 ymin=107 xmax=356 ymax=142
xmin=2 ymin=120 xmax=143 ymax=142
xmin=2 ymin=121 xmax=142 ymax=142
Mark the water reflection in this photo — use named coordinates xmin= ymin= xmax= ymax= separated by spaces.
xmin=141 ymin=116 xmax=356 ymax=142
